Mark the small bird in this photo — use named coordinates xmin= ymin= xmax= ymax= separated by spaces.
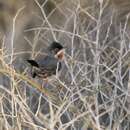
xmin=27 ymin=41 xmax=64 ymax=79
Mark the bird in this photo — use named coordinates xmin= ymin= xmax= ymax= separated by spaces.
xmin=27 ymin=41 xmax=64 ymax=79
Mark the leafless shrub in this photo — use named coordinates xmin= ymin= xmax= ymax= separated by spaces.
xmin=0 ymin=0 xmax=130 ymax=130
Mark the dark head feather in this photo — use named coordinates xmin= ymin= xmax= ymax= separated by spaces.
xmin=48 ymin=41 xmax=63 ymax=55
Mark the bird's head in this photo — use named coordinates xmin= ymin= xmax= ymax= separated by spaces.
xmin=48 ymin=41 xmax=65 ymax=60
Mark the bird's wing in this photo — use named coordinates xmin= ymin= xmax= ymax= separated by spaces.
xmin=39 ymin=56 xmax=62 ymax=71
xmin=38 ymin=56 xmax=58 ymax=68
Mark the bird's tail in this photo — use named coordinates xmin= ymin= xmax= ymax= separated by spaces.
xmin=27 ymin=60 xmax=39 ymax=68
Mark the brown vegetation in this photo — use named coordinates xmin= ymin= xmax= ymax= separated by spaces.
xmin=0 ymin=0 xmax=130 ymax=130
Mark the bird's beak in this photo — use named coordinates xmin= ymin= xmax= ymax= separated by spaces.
xmin=55 ymin=49 xmax=65 ymax=60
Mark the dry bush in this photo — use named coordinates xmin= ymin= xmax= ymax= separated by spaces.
xmin=0 ymin=0 xmax=130 ymax=130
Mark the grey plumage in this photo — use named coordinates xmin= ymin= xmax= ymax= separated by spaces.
xmin=27 ymin=55 xmax=62 ymax=78
xmin=27 ymin=41 xmax=64 ymax=79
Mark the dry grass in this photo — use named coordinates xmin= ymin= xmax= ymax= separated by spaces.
xmin=0 ymin=0 xmax=130 ymax=130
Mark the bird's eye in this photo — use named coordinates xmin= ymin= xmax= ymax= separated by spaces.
xmin=51 ymin=48 xmax=59 ymax=55
xmin=54 ymin=48 xmax=59 ymax=53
